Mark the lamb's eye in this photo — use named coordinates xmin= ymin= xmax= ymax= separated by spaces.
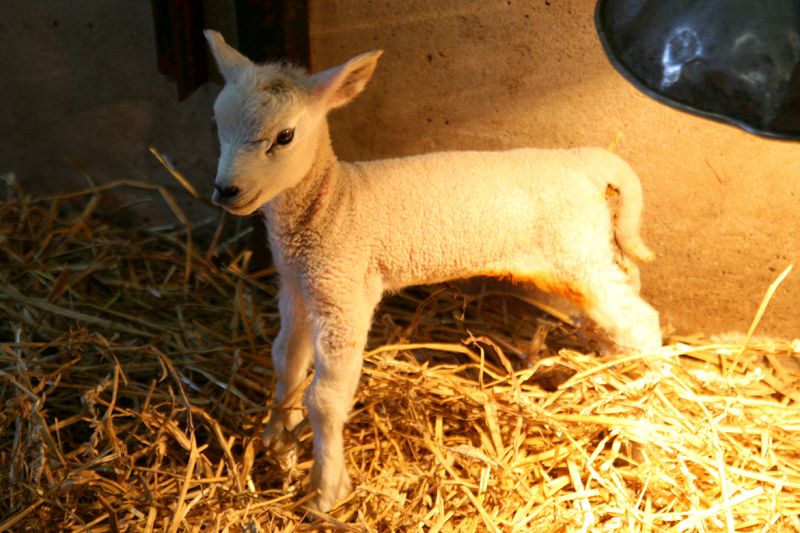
xmin=276 ymin=129 xmax=294 ymax=145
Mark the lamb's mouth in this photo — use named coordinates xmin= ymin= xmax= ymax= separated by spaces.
xmin=213 ymin=191 xmax=262 ymax=216
xmin=221 ymin=197 xmax=261 ymax=216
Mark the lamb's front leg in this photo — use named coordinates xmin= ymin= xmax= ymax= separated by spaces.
xmin=262 ymin=283 xmax=315 ymax=450
xmin=304 ymin=296 xmax=379 ymax=512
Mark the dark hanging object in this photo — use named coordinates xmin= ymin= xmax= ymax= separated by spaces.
xmin=596 ymin=0 xmax=800 ymax=139
xmin=234 ymin=0 xmax=310 ymax=67
xmin=152 ymin=0 xmax=208 ymax=101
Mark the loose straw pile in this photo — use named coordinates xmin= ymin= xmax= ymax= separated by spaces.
xmin=1 ymin=165 xmax=799 ymax=533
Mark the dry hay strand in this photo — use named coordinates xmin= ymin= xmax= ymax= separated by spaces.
xmin=1 ymin=169 xmax=799 ymax=533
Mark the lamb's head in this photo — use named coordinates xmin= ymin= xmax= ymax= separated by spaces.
xmin=204 ymin=30 xmax=382 ymax=215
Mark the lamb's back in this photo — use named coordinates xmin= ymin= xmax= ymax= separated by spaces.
xmin=340 ymin=148 xmax=615 ymax=288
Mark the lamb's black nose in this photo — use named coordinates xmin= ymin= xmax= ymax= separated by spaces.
xmin=215 ymin=185 xmax=239 ymax=200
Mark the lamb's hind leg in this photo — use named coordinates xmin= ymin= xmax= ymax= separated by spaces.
xmin=304 ymin=293 xmax=380 ymax=512
xmin=262 ymin=283 xmax=315 ymax=451
xmin=582 ymin=267 xmax=662 ymax=353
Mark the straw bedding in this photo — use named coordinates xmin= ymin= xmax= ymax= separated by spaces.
xmin=1 ymin=166 xmax=799 ymax=533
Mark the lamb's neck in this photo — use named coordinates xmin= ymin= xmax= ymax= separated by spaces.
xmin=262 ymin=133 xmax=344 ymax=239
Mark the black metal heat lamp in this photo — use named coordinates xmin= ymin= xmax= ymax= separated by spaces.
xmin=596 ymin=0 xmax=800 ymax=139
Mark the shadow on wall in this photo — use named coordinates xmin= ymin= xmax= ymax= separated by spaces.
xmin=0 ymin=0 xmax=219 ymax=225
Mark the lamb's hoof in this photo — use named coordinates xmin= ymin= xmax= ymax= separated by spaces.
xmin=630 ymin=335 xmax=662 ymax=356
xmin=275 ymin=443 xmax=298 ymax=471
xmin=263 ymin=409 xmax=304 ymax=446
xmin=306 ymin=473 xmax=353 ymax=513
xmin=614 ymin=325 xmax=662 ymax=356
xmin=261 ymin=419 xmax=284 ymax=448
xmin=261 ymin=419 xmax=299 ymax=470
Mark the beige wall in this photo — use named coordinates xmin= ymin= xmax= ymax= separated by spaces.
xmin=310 ymin=0 xmax=800 ymax=339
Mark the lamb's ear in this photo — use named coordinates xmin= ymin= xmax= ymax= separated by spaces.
xmin=204 ymin=30 xmax=251 ymax=82
xmin=309 ymin=50 xmax=383 ymax=110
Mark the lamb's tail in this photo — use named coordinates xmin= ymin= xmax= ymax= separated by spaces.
xmin=584 ymin=148 xmax=655 ymax=262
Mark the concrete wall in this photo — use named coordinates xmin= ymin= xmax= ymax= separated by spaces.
xmin=1 ymin=0 xmax=797 ymax=338
xmin=310 ymin=0 xmax=800 ymax=339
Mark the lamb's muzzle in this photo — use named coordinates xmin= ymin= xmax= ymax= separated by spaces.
xmin=203 ymin=29 xmax=662 ymax=512
xmin=214 ymin=184 xmax=238 ymax=201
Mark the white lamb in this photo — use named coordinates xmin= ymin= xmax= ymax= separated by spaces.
xmin=203 ymin=30 xmax=661 ymax=512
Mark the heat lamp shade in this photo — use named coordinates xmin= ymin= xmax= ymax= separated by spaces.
xmin=595 ymin=0 xmax=800 ymax=139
